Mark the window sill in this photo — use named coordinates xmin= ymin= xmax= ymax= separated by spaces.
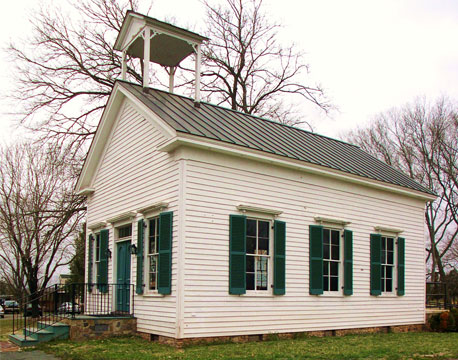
xmin=317 ymin=292 xmax=345 ymax=297
xmin=379 ymin=293 xmax=399 ymax=298
xmin=141 ymin=292 xmax=165 ymax=298
xmin=240 ymin=292 xmax=275 ymax=298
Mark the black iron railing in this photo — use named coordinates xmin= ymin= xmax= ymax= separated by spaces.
xmin=13 ymin=283 xmax=135 ymax=340
xmin=426 ymin=281 xmax=450 ymax=309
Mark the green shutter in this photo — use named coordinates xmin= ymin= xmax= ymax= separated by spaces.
xmin=370 ymin=233 xmax=382 ymax=296
xmin=397 ymin=237 xmax=405 ymax=296
xmin=136 ymin=219 xmax=145 ymax=295
xmin=309 ymin=225 xmax=323 ymax=295
xmin=88 ymin=234 xmax=94 ymax=293
xmin=98 ymin=229 xmax=109 ymax=293
xmin=229 ymin=215 xmax=246 ymax=295
xmin=343 ymin=230 xmax=353 ymax=295
xmin=158 ymin=212 xmax=173 ymax=295
xmin=274 ymin=220 xmax=286 ymax=295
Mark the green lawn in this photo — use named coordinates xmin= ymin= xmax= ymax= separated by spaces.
xmin=0 ymin=317 xmax=25 ymax=341
xmin=34 ymin=332 xmax=458 ymax=360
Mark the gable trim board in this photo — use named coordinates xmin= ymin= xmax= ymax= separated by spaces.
xmin=76 ymin=83 xmax=177 ymax=192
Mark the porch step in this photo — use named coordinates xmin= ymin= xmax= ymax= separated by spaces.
xmin=8 ymin=322 xmax=69 ymax=347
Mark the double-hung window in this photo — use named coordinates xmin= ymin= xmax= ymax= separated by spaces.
xmin=381 ymin=236 xmax=395 ymax=293
xmin=370 ymin=232 xmax=405 ymax=296
xmin=322 ymin=228 xmax=341 ymax=292
xmin=246 ymin=219 xmax=271 ymax=291
xmin=309 ymin=224 xmax=353 ymax=295
xmin=148 ymin=217 xmax=159 ymax=291
xmin=95 ymin=233 xmax=101 ymax=277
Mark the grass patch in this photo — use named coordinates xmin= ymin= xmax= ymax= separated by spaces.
xmin=35 ymin=332 xmax=458 ymax=360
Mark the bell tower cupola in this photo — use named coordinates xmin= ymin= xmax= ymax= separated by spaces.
xmin=114 ymin=11 xmax=208 ymax=103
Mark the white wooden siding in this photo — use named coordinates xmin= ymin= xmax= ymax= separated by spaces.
xmin=86 ymin=100 xmax=179 ymax=338
xmin=181 ymin=148 xmax=426 ymax=338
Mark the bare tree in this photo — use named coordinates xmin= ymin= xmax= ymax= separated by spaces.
xmin=0 ymin=142 xmax=86 ymax=308
xmin=198 ymin=0 xmax=329 ymax=126
xmin=7 ymin=0 xmax=328 ymax=158
xmin=7 ymin=0 xmax=153 ymax=156
xmin=345 ymin=97 xmax=458 ymax=282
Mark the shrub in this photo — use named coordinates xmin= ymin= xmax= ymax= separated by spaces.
xmin=428 ymin=313 xmax=441 ymax=331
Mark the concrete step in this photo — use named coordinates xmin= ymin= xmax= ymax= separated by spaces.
xmin=9 ymin=322 xmax=70 ymax=347
xmin=8 ymin=334 xmax=39 ymax=347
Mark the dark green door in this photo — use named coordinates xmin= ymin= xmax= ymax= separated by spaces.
xmin=116 ymin=241 xmax=131 ymax=313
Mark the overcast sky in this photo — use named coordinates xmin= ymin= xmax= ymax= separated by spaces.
xmin=1 ymin=0 xmax=457 ymax=143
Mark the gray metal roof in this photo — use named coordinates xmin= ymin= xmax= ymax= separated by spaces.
xmin=119 ymin=81 xmax=433 ymax=195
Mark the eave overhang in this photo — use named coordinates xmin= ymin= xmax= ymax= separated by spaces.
xmin=158 ymin=133 xmax=437 ymax=202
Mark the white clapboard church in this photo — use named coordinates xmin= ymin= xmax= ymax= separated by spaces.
xmin=75 ymin=11 xmax=435 ymax=342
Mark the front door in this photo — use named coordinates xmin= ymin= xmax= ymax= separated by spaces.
xmin=116 ymin=241 xmax=131 ymax=313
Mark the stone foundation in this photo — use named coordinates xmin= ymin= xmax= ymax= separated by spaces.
xmin=61 ymin=316 xmax=137 ymax=341
xmin=138 ymin=323 xmax=425 ymax=348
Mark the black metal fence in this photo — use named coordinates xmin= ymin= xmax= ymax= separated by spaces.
xmin=426 ymin=281 xmax=450 ymax=309
xmin=13 ymin=283 xmax=134 ymax=340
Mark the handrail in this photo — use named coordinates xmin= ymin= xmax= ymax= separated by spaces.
xmin=12 ymin=283 xmax=135 ymax=340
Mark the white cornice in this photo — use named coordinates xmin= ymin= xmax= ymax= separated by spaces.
xmin=157 ymin=134 xmax=437 ymax=202
xmin=374 ymin=226 xmax=404 ymax=235
xmin=106 ymin=211 xmax=137 ymax=224
xmin=314 ymin=216 xmax=351 ymax=227
xmin=237 ymin=205 xmax=282 ymax=217
xmin=137 ymin=202 xmax=169 ymax=215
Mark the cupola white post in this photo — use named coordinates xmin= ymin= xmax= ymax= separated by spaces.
xmin=121 ymin=51 xmax=127 ymax=80
xmin=194 ymin=44 xmax=201 ymax=103
xmin=169 ymin=67 xmax=175 ymax=93
xmin=143 ymin=27 xmax=151 ymax=89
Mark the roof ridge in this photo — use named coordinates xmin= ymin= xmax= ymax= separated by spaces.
xmin=116 ymin=80 xmax=360 ymax=149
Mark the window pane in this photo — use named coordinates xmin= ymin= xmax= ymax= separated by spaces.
xmin=387 ymin=238 xmax=394 ymax=251
xmin=246 ymin=273 xmax=255 ymax=290
xmin=323 ymin=229 xmax=330 ymax=244
xmin=330 ymin=261 xmax=339 ymax=276
xmin=331 ymin=244 xmax=339 ymax=260
xmin=382 ymin=237 xmax=386 ymax=251
xmin=382 ymin=250 xmax=387 ymax=264
xmin=331 ymin=230 xmax=339 ymax=245
xmin=330 ymin=276 xmax=338 ymax=291
xmin=149 ymin=238 xmax=156 ymax=254
xmin=323 ymin=243 xmax=330 ymax=260
xmin=149 ymin=275 xmax=156 ymax=290
xmin=257 ymin=257 xmax=268 ymax=290
xmin=246 ymin=255 xmax=255 ymax=272
xmin=323 ymin=261 xmax=329 ymax=275
xmin=247 ymin=219 xmax=256 ymax=237
xmin=258 ymin=237 xmax=269 ymax=255
xmin=386 ymin=278 xmax=392 ymax=292
xmin=386 ymin=266 xmax=393 ymax=280
xmin=387 ymin=251 xmax=394 ymax=265
xmin=150 ymin=256 xmax=157 ymax=273
xmin=258 ymin=221 xmax=269 ymax=238
xmin=149 ymin=219 xmax=156 ymax=236
xmin=246 ymin=236 xmax=256 ymax=254
xmin=323 ymin=276 xmax=329 ymax=291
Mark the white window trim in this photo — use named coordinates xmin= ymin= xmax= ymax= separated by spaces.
xmin=321 ymin=227 xmax=344 ymax=296
xmin=145 ymin=216 xmax=160 ymax=294
xmin=243 ymin=216 xmax=274 ymax=296
xmin=379 ymin=234 xmax=398 ymax=297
